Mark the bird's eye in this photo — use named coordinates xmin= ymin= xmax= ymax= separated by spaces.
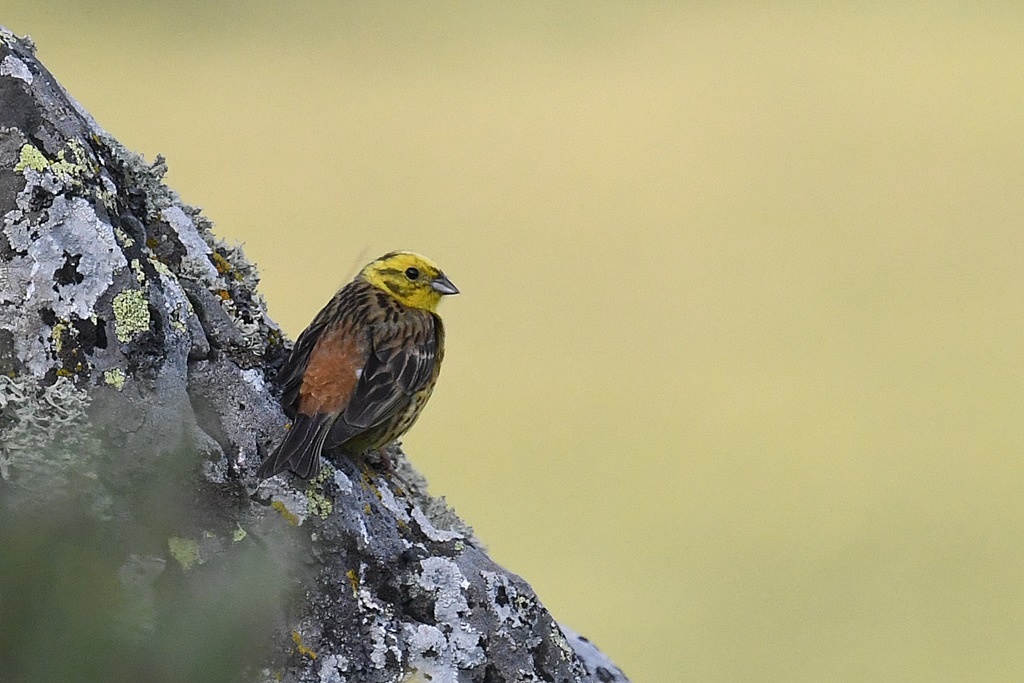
xmin=405 ymin=267 xmax=420 ymax=280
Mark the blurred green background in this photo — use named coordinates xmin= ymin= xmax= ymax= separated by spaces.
xmin=7 ymin=3 xmax=1024 ymax=680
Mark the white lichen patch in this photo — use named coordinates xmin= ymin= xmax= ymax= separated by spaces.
xmin=377 ymin=481 xmax=462 ymax=543
xmin=11 ymin=196 xmax=124 ymax=313
xmin=422 ymin=496 xmax=479 ymax=546
xmin=558 ymin=623 xmax=625 ymax=681
xmin=480 ymin=571 xmax=525 ymax=628
xmin=0 ymin=374 xmax=97 ymax=485
xmin=407 ymin=557 xmax=484 ymax=673
xmin=1 ymin=54 xmax=33 ymax=83
xmin=1 ymin=196 xmax=127 ymax=375
xmin=410 ymin=505 xmax=463 ymax=543
xmin=377 ymin=483 xmax=412 ymax=525
xmin=316 ymin=653 xmax=352 ymax=683
xmin=329 ymin=470 xmax=370 ymax=543
xmin=349 ymin=565 xmax=401 ymax=670
xmin=403 ymin=626 xmax=453 ymax=682
xmin=161 ymin=206 xmax=219 ymax=282
xmin=239 ymin=367 xmax=267 ymax=393
xmin=154 ymin=269 xmax=192 ymax=335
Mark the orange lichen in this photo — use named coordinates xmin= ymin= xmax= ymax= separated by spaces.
xmin=291 ymin=630 xmax=317 ymax=660
xmin=271 ymin=500 xmax=299 ymax=526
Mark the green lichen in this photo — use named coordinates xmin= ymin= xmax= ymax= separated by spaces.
xmin=103 ymin=368 xmax=126 ymax=390
xmin=49 ymin=139 xmax=96 ymax=184
xmin=14 ymin=144 xmax=48 ymax=173
xmin=168 ymin=536 xmax=200 ymax=570
xmin=51 ymin=322 xmax=68 ymax=354
xmin=14 ymin=141 xmax=113 ymax=209
xmin=306 ymin=468 xmax=334 ymax=519
xmin=550 ymin=623 xmax=575 ymax=661
xmin=130 ymin=258 xmax=146 ymax=283
xmin=149 ymin=257 xmax=172 ymax=278
xmin=112 ymin=288 xmax=150 ymax=342
xmin=49 ymin=323 xmax=89 ymax=379
xmin=114 ymin=226 xmax=135 ymax=248
xmin=306 ymin=490 xmax=333 ymax=519
xmin=232 ymin=524 xmax=247 ymax=542
xmin=15 ymin=141 xmax=94 ymax=183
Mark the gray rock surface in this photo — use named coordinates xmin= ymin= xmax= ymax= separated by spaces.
xmin=0 ymin=26 xmax=629 ymax=683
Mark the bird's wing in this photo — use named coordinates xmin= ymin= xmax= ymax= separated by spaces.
xmin=277 ymin=315 xmax=332 ymax=419
xmin=261 ymin=317 xmax=370 ymax=479
xmin=338 ymin=313 xmax=440 ymax=432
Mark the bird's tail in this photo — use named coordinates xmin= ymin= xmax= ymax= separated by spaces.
xmin=257 ymin=414 xmax=331 ymax=480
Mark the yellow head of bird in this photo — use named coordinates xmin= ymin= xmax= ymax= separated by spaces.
xmin=359 ymin=251 xmax=459 ymax=312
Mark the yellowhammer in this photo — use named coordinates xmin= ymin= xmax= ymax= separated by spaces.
xmin=257 ymin=251 xmax=459 ymax=480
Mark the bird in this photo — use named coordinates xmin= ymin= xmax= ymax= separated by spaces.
xmin=257 ymin=251 xmax=459 ymax=480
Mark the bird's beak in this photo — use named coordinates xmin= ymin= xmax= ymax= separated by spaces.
xmin=430 ymin=273 xmax=460 ymax=295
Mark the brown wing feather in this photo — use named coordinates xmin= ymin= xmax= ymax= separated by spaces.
xmin=278 ymin=312 xmax=336 ymax=418
xmin=297 ymin=323 xmax=365 ymax=415
xmin=276 ymin=315 xmax=328 ymax=419
xmin=326 ymin=312 xmax=440 ymax=448
xmin=260 ymin=319 xmax=367 ymax=480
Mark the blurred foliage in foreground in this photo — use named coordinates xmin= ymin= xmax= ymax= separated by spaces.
xmin=0 ymin=447 xmax=288 ymax=682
